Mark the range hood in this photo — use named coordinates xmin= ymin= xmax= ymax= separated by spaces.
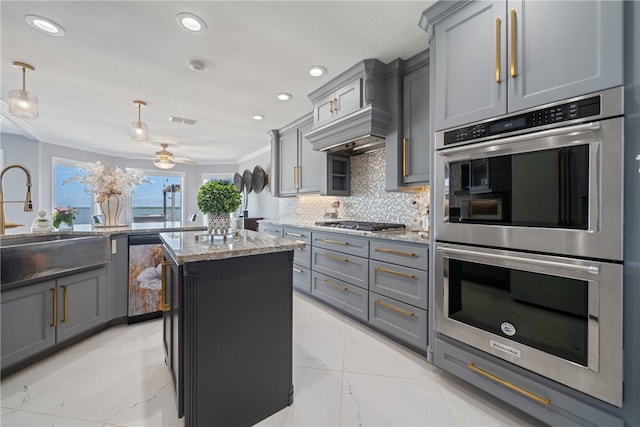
xmin=305 ymin=105 xmax=391 ymax=155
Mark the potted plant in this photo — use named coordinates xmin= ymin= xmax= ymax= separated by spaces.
xmin=197 ymin=180 xmax=241 ymax=232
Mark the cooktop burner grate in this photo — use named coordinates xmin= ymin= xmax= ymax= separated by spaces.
xmin=314 ymin=220 xmax=406 ymax=232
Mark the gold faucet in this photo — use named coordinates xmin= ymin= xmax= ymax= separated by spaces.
xmin=0 ymin=164 xmax=33 ymax=235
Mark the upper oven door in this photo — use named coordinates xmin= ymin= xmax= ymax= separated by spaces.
xmin=434 ymin=118 xmax=623 ymax=260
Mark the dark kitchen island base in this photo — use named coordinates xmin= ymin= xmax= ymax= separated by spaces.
xmin=164 ymin=246 xmax=295 ymax=427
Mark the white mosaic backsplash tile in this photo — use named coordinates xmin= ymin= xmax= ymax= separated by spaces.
xmin=279 ymin=149 xmax=429 ymax=229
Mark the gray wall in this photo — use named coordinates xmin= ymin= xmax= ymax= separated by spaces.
xmin=237 ymin=148 xmax=278 ymax=220
xmin=0 ymin=134 xmax=40 ymax=228
xmin=622 ymin=1 xmax=639 ymax=424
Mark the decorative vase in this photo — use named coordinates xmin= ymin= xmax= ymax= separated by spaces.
xmin=207 ymin=213 xmax=231 ymax=233
xmin=57 ymin=220 xmax=74 ymax=231
xmin=98 ymin=193 xmax=124 ymax=226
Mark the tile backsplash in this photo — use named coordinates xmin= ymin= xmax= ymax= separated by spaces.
xmin=278 ymin=149 xmax=429 ymax=229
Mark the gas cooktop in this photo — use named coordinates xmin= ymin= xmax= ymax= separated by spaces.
xmin=314 ymin=220 xmax=406 ymax=232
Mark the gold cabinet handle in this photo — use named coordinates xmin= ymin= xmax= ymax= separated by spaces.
xmin=161 ymin=261 xmax=172 ymax=312
xmin=375 ymin=266 xmax=415 ymax=279
xmin=61 ymin=285 xmax=68 ymax=323
xmin=495 ymin=17 xmax=502 ymax=83
xmin=323 ymin=279 xmax=347 ymax=291
xmin=322 ymin=238 xmax=348 ymax=246
xmin=375 ymin=299 xmax=414 ymax=317
xmin=50 ymin=288 xmax=57 ymax=327
xmin=293 ymin=267 xmax=303 ymax=273
xmin=333 ymin=98 xmax=338 ymax=112
xmin=468 ymin=363 xmax=550 ymax=405
xmin=293 ymin=166 xmax=298 ymax=190
xmin=375 ymin=247 xmax=416 ymax=257
xmin=510 ymin=9 xmax=516 ymax=78
xmin=286 ymin=232 xmax=304 ymax=237
xmin=323 ymin=252 xmax=349 ymax=262
xmin=402 ymin=138 xmax=408 ymax=177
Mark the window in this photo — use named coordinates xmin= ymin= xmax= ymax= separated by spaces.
xmin=53 ymin=159 xmax=93 ymax=225
xmin=131 ymin=173 xmax=184 ymax=222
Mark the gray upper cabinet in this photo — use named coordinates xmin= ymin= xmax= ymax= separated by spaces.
xmin=313 ymin=79 xmax=362 ymax=127
xmin=275 ymin=115 xmax=323 ymax=196
xmin=402 ymin=65 xmax=430 ymax=185
xmin=430 ymin=0 xmax=623 ymax=131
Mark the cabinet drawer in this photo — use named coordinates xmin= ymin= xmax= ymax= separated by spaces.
xmin=370 ymin=240 xmax=428 ymax=270
xmin=311 ymin=272 xmax=368 ymax=322
xmin=434 ymin=337 xmax=623 ymax=427
xmin=369 ymin=293 xmax=427 ymax=351
xmin=312 ymin=231 xmax=369 ymax=258
xmin=369 ymin=260 xmax=427 ymax=309
xmin=259 ymin=223 xmax=283 ymax=237
xmin=283 ymin=227 xmax=311 ymax=244
xmin=312 ymin=247 xmax=368 ymax=290
xmin=293 ymin=244 xmax=311 ymax=269
xmin=292 ymin=265 xmax=311 ymax=294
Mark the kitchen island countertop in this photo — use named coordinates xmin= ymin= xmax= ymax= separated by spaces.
xmin=160 ymin=229 xmax=304 ymax=263
xmin=1 ymin=222 xmax=206 ymax=239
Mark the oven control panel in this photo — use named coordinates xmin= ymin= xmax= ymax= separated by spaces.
xmin=444 ymin=95 xmax=601 ymax=146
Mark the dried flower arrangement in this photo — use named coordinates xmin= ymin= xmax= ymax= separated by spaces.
xmin=64 ymin=161 xmax=147 ymax=201
xmin=411 ymin=185 xmax=430 ymax=232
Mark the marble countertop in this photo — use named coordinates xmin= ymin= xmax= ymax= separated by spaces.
xmin=257 ymin=219 xmax=430 ymax=245
xmin=1 ymin=222 xmax=206 ymax=240
xmin=160 ymin=229 xmax=305 ymax=263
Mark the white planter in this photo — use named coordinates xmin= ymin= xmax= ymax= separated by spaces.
xmin=207 ymin=213 xmax=231 ymax=233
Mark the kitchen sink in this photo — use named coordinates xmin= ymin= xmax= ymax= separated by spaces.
xmin=1 ymin=234 xmax=111 ymax=286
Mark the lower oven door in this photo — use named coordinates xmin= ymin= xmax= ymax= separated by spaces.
xmin=434 ymin=242 xmax=622 ymax=407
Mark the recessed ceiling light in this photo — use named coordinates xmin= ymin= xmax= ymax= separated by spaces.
xmin=176 ymin=12 xmax=207 ymax=33
xmin=277 ymin=93 xmax=292 ymax=101
xmin=308 ymin=66 xmax=326 ymax=77
xmin=25 ymin=15 xmax=65 ymax=36
xmin=252 ymin=114 xmax=265 ymax=121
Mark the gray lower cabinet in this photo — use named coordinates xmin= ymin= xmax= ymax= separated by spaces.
xmin=369 ymin=293 xmax=427 ymax=350
xmin=312 ymin=231 xmax=369 ymax=258
xmin=435 ymin=336 xmax=623 ymax=427
xmin=1 ymin=267 xmax=106 ymax=371
xmin=311 ymin=271 xmax=368 ymax=322
xmin=283 ymin=227 xmax=312 ymax=293
xmin=312 ymin=247 xmax=368 ymax=290
xmin=292 ymin=266 xmax=311 ymax=294
xmin=259 ymin=223 xmax=284 ymax=237
xmin=369 ymin=260 xmax=427 ymax=310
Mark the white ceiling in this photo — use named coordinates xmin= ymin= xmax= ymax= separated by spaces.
xmin=1 ymin=1 xmax=433 ymax=165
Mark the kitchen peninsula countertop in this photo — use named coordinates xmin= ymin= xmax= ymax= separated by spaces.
xmin=257 ymin=219 xmax=430 ymax=244
xmin=1 ymin=222 xmax=206 ymax=239
xmin=160 ymin=229 xmax=304 ymax=263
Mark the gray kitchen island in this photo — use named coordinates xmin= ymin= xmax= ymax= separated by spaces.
xmin=159 ymin=229 xmax=304 ymax=427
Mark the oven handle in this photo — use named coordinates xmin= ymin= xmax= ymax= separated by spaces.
xmin=437 ymin=246 xmax=600 ymax=274
xmin=438 ymin=122 xmax=601 ymax=156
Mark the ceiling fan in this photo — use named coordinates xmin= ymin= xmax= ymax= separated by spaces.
xmin=151 ymin=143 xmax=195 ymax=169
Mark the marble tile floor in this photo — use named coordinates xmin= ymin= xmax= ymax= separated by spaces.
xmin=1 ymin=293 xmax=546 ymax=426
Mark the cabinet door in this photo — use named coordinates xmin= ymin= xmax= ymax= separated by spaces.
xmin=1 ymin=280 xmax=56 ymax=369
xmin=162 ymin=258 xmax=172 ymax=370
xmin=298 ymin=120 xmax=323 ymax=194
xmin=507 ymin=0 xmax=623 ymax=112
xmin=314 ymin=92 xmax=337 ymax=127
xmin=56 ymin=268 xmax=106 ymax=342
xmin=334 ymin=79 xmax=362 ymax=119
xmin=278 ymin=128 xmax=298 ymax=195
xmin=434 ymin=1 xmax=506 ymax=130
xmin=169 ymin=260 xmax=183 ymax=418
xmin=402 ymin=66 xmax=430 ymax=185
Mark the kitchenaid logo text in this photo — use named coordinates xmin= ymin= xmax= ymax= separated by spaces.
xmin=490 ymin=340 xmax=521 ymax=358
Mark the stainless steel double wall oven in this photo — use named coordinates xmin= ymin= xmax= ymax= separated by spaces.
xmin=433 ymin=87 xmax=624 ymax=407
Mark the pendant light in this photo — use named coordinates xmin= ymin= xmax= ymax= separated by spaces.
xmin=9 ymin=62 xmax=39 ymax=120
xmin=130 ymin=100 xmax=148 ymax=142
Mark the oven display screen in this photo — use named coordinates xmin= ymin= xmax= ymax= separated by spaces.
xmin=489 ymin=117 xmax=527 ymax=134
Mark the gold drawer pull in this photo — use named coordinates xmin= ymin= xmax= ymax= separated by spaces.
xmin=323 ymin=253 xmax=348 ymax=262
xmin=510 ymin=9 xmax=517 ymax=78
xmin=375 ymin=247 xmax=416 ymax=257
xmin=375 ymin=299 xmax=414 ymax=317
xmin=50 ymin=288 xmax=57 ymax=327
xmin=468 ymin=363 xmax=551 ymax=406
xmin=375 ymin=266 xmax=415 ymax=279
xmin=160 ymin=261 xmax=172 ymax=312
xmin=323 ymin=238 xmax=348 ymax=246
xmin=402 ymin=138 xmax=408 ymax=177
xmin=323 ymin=279 xmax=348 ymax=291
xmin=61 ymin=285 xmax=68 ymax=323
xmin=286 ymin=232 xmax=304 ymax=237
xmin=495 ymin=17 xmax=502 ymax=83
xmin=293 ymin=267 xmax=303 ymax=273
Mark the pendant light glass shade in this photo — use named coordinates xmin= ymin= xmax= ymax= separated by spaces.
xmin=9 ymin=62 xmax=39 ymax=120
xmin=154 ymin=159 xmax=175 ymax=169
xmin=130 ymin=100 xmax=148 ymax=142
